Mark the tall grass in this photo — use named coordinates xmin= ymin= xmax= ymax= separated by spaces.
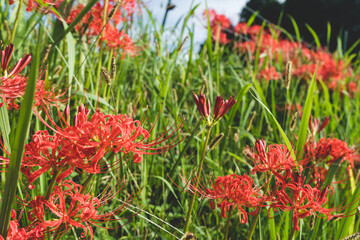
xmin=0 ymin=1 xmax=359 ymax=239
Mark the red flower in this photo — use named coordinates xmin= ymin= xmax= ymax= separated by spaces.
xmin=32 ymin=105 xmax=182 ymax=174
xmin=181 ymin=173 xmax=262 ymax=224
xmin=27 ymin=180 xmax=130 ymax=240
xmin=213 ymin=95 xmax=237 ymax=121
xmin=206 ymin=9 xmax=232 ymax=44
xmin=0 ymin=76 xmax=67 ymax=110
xmin=270 ymin=174 xmax=333 ymax=231
xmin=258 ymin=66 xmax=280 ymax=81
xmin=67 ymin=0 xmax=137 ymax=53
xmin=245 ymin=140 xmax=295 ymax=182
xmin=193 ymin=92 xmax=236 ymax=125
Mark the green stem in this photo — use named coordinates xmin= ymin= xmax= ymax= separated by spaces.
xmin=81 ymin=174 xmax=94 ymax=194
xmin=44 ymin=169 xmax=61 ymax=200
xmin=10 ymin=0 xmax=23 ymax=43
xmin=289 ymin=228 xmax=295 ymax=240
xmin=184 ymin=125 xmax=213 ymax=233
xmin=247 ymin=174 xmax=273 ymax=240
xmin=224 ymin=206 xmax=234 ymax=240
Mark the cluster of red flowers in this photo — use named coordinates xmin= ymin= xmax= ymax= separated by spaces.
xmin=9 ymin=0 xmax=65 ymax=12
xmin=0 ymin=44 xmax=66 ymax=110
xmin=0 ymin=181 xmax=130 ymax=239
xmin=206 ymin=10 xmax=357 ymax=93
xmin=183 ymin=101 xmax=359 ymax=231
xmin=17 ymin=104 xmax=181 ymax=188
xmin=67 ymin=0 xmax=136 ymax=54
xmin=0 ymin=103 xmax=181 ymax=238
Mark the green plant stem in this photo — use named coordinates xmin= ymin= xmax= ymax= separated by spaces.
xmin=44 ymin=169 xmax=61 ymax=200
xmin=247 ymin=174 xmax=273 ymax=240
xmin=81 ymin=174 xmax=94 ymax=194
xmin=224 ymin=206 xmax=234 ymax=240
xmin=10 ymin=0 xmax=22 ymax=43
xmin=184 ymin=125 xmax=212 ymax=233
xmin=289 ymin=228 xmax=295 ymax=240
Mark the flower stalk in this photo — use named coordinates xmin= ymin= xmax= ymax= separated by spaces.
xmin=224 ymin=205 xmax=234 ymax=239
xmin=184 ymin=125 xmax=213 ymax=233
xmin=247 ymin=174 xmax=272 ymax=240
xmin=10 ymin=0 xmax=23 ymax=43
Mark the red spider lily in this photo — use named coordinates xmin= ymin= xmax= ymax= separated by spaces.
xmin=180 ymin=173 xmax=263 ymax=224
xmin=193 ymin=91 xmax=236 ymax=125
xmin=21 ymin=130 xmax=68 ymax=188
xmin=317 ymin=138 xmax=359 ymax=168
xmin=31 ymin=104 xmax=182 ymax=176
xmin=269 ymin=174 xmax=334 ymax=231
xmin=0 ymin=210 xmax=45 ymax=240
xmin=1 ymin=44 xmax=14 ymax=72
xmin=0 ymin=76 xmax=68 ymax=110
xmin=213 ymin=95 xmax=237 ymax=121
xmin=258 ymin=66 xmax=281 ymax=81
xmin=9 ymin=0 xmax=64 ymax=12
xmin=244 ymin=140 xmax=296 ymax=183
xmin=27 ymin=180 xmax=131 ymax=240
xmin=67 ymin=0 xmax=137 ymax=52
xmin=0 ymin=44 xmax=32 ymax=78
xmin=101 ymin=26 xmax=135 ymax=56
xmin=206 ymin=9 xmax=232 ymax=44
xmin=0 ymin=75 xmax=27 ymax=109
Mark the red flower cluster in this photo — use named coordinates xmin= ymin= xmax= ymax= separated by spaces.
xmin=67 ymin=0 xmax=136 ymax=54
xmin=8 ymin=0 xmax=64 ymax=12
xmin=245 ymin=139 xmax=296 ymax=182
xmin=0 ymin=44 xmax=65 ymax=110
xmin=206 ymin=10 xmax=357 ymax=92
xmin=19 ymin=105 xmax=181 ymax=187
xmin=206 ymin=9 xmax=232 ymax=44
xmin=181 ymin=174 xmax=262 ymax=224
xmin=26 ymin=180 xmax=129 ymax=240
xmin=269 ymin=173 xmax=333 ymax=231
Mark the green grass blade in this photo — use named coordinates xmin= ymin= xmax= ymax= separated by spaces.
xmin=309 ymin=157 xmax=342 ymax=240
xmin=295 ymin=68 xmax=317 ymax=159
xmin=269 ymin=208 xmax=276 ymax=240
xmin=247 ymin=11 xmax=259 ymax=27
xmin=288 ymin=15 xmax=301 ymax=42
xmin=0 ymin=101 xmax=11 ymax=152
xmin=305 ymin=24 xmax=321 ymax=48
xmin=251 ymin=93 xmax=297 ymax=166
xmin=0 ymin=27 xmax=41 ymax=238
xmin=336 ymin=182 xmax=360 ymax=239
xmin=326 ymin=22 xmax=331 ymax=49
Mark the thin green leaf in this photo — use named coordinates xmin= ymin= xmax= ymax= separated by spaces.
xmin=0 ymin=27 xmax=41 ymax=238
xmin=296 ymin=68 xmax=317 ymax=159
xmin=251 ymin=93 xmax=297 ymax=167
xmin=288 ymin=15 xmax=301 ymax=42
xmin=305 ymin=24 xmax=321 ymax=48
xmin=51 ymin=0 xmax=98 ymax=46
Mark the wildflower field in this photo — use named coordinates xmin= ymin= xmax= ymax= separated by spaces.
xmin=0 ymin=0 xmax=360 ymax=239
